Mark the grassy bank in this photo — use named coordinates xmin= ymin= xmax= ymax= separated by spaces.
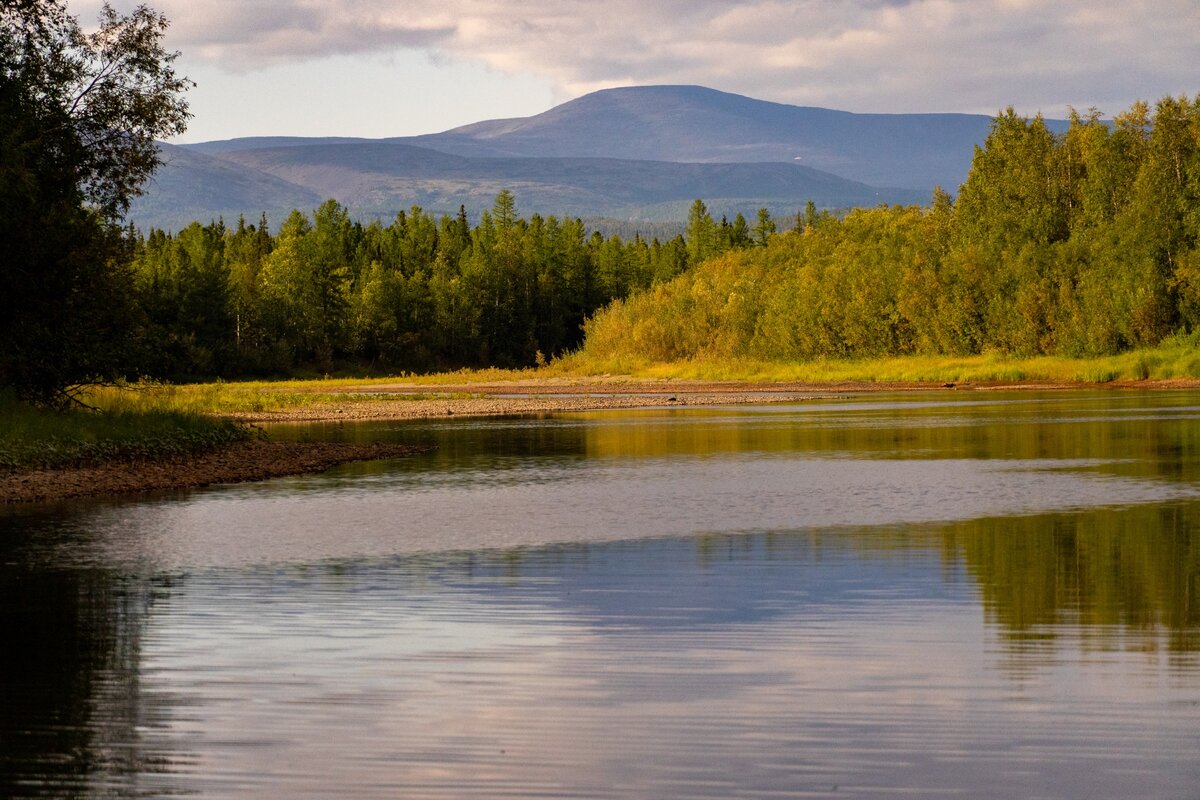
xmin=70 ymin=337 xmax=1200 ymax=424
xmin=77 ymin=380 xmax=486 ymax=417
xmin=554 ymin=336 xmax=1200 ymax=385
xmin=0 ymin=394 xmax=251 ymax=472
xmin=78 ymin=336 xmax=1200 ymax=418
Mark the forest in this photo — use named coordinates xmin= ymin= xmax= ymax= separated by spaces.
xmin=580 ymin=97 xmax=1200 ymax=366
xmin=126 ymin=191 xmax=769 ymax=379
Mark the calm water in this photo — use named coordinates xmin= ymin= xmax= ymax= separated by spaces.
xmin=3 ymin=391 xmax=1200 ymax=799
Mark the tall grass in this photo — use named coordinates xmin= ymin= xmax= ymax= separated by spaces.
xmin=555 ymin=333 xmax=1200 ymax=385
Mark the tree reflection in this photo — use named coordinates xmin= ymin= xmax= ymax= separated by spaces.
xmin=0 ymin=566 xmax=175 ymax=798
xmin=945 ymin=503 xmax=1200 ymax=659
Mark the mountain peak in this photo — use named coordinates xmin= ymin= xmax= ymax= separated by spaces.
xmin=429 ymin=84 xmax=992 ymax=188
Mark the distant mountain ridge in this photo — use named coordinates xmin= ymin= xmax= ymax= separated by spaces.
xmin=405 ymin=85 xmax=1020 ymax=190
xmin=133 ymin=141 xmax=917 ymax=232
xmin=135 ymin=143 xmax=322 ymax=229
xmin=128 ymin=85 xmax=1055 ymax=232
xmin=220 ymin=141 xmax=918 ymax=211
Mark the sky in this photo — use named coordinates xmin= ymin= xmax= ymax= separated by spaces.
xmin=73 ymin=0 xmax=1200 ymax=144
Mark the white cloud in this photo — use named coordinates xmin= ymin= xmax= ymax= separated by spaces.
xmin=74 ymin=0 xmax=1200 ymax=116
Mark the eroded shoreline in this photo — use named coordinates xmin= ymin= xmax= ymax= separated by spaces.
xmin=0 ymin=441 xmax=428 ymax=505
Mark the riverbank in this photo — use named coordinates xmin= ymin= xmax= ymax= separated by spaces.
xmin=223 ymin=381 xmax=849 ymax=423
xmin=1 ymin=380 xmax=846 ymax=504
xmin=0 ymin=440 xmax=428 ymax=505
xmin=7 ymin=375 xmax=1200 ymax=506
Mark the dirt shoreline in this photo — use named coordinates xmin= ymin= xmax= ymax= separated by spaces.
xmin=0 ymin=441 xmax=428 ymax=506
xmin=5 ymin=377 xmax=1199 ymax=506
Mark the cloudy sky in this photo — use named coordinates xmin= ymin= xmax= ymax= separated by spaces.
xmin=75 ymin=0 xmax=1199 ymax=143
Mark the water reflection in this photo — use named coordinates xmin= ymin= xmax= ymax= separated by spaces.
xmin=0 ymin=566 xmax=181 ymax=798
xmin=3 ymin=391 xmax=1200 ymax=798
xmin=4 ymin=520 xmax=1198 ymax=799
xmin=947 ymin=505 xmax=1200 ymax=658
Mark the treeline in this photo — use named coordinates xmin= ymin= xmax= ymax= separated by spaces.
xmin=579 ymin=96 xmax=1200 ymax=364
xmin=129 ymin=190 xmax=790 ymax=379
xmin=127 ymin=192 xmax=783 ymax=379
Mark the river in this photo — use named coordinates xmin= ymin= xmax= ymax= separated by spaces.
xmin=2 ymin=390 xmax=1199 ymax=798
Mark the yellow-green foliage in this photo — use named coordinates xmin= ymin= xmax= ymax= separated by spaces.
xmin=576 ymin=97 xmax=1200 ymax=371
xmin=81 ymin=378 xmax=495 ymax=416
xmin=580 ymin=205 xmax=959 ymax=365
xmin=561 ymin=333 xmax=1200 ymax=384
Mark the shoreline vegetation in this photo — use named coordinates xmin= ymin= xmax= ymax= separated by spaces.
xmin=5 ymin=350 xmax=1200 ymax=505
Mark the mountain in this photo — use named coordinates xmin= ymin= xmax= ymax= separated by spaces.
xmin=127 ymin=85 xmax=1042 ymax=231
xmin=212 ymin=141 xmax=923 ymax=217
xmin=184 ymin=136 xmax=371 ymax=155
xmin=129 ymin=140 xmax=924 ymax=231
xmin=400 ymin=85 xmax=1047 ymax=190
xmin=129 ymin=143 xmax=322 ymax=230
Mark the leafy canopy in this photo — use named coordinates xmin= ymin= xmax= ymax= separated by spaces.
xmin=1 ymin=0 xmax=191 ymax=218
xmin=0 ymin=0 xmax=190 ymax=404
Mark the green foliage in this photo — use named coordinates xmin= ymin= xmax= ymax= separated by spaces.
xmin=125 ymin=191 xmax=738 ymax=379
xmin=753 ymin=208 xmax=776 ymax=246
xmin=0 ymin=1 xmax=190 ymax=405
xmin=576 ymin=97 xmax=1200 ymax=369
xmin=686 ymin=199 xmax=719 ymax=265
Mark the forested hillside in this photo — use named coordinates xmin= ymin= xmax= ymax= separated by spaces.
xmin=579 ymin=98 xmax=1200 ymax=366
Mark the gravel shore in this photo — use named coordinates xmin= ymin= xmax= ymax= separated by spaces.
xmin=0 ymin=381 xmax=840 ymax=505
xmin=225 ymin=376 xmax=1200 ymax=425
xmin=227 ymin=387 xmax=845 ymax=423
xmin=1 ymin=381 xmax=838 ymax=506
